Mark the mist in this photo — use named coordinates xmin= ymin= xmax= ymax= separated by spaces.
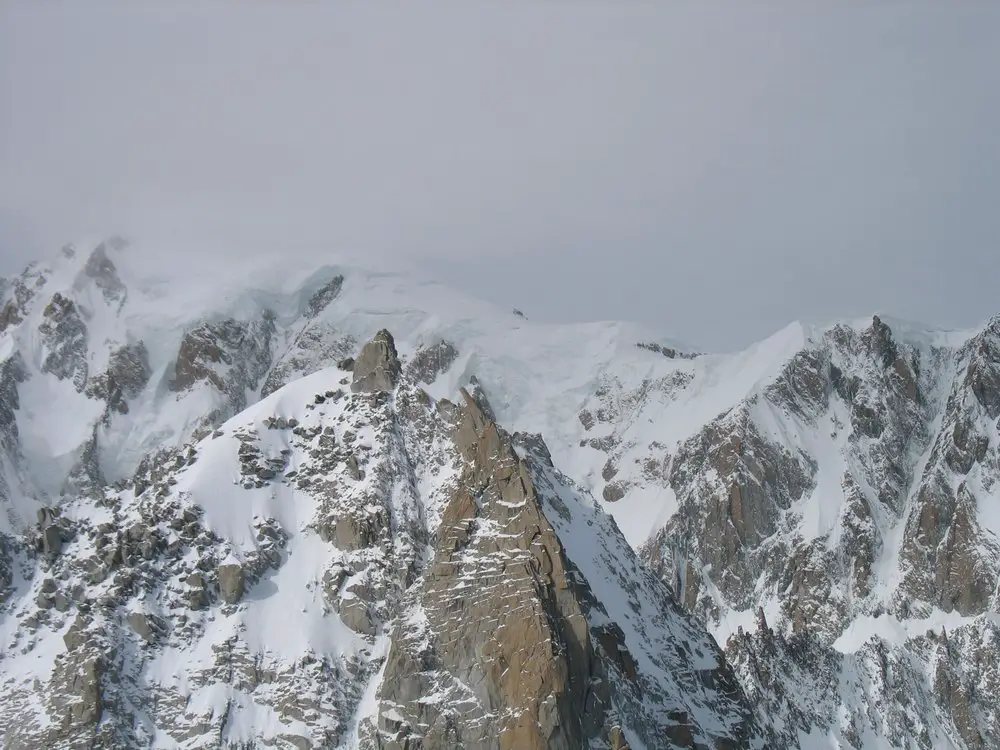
xmin=2 ymin=2 xmax=999 ymax=350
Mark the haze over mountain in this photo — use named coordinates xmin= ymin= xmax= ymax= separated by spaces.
xmin=3 ymin=3 xmax=1000 ymax=351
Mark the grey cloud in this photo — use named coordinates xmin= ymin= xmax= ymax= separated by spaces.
xmin=1 ymin=3 xmax=998 ymax=350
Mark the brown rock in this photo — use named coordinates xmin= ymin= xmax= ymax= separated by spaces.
xmin=127 ymin=612 xmax=157 ymax=643
xmin=602 ymin=481 xmax=627 ymax=503
xmin=375 ymin=389 xmax=611 ymax=749
xmin=217 ymin=562 xmax=246 ymax=605
xmin=350 ymin=329 xmax=401 ymax=394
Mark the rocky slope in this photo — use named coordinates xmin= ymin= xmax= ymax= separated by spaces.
xmin=0 ymin=342 xmax=761 ymax=748
xmin=0 ymin=239 xmax=998 ymax=749
xmin=634 ymin=317 xmax=1000 ymax=748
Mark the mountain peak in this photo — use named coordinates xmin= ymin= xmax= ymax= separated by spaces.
xmin=1 ymin=238 xmax=999 ymax=747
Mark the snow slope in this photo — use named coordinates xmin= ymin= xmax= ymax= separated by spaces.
xmin=0 ymin=337 xmax=761 ymax=748
xmin=1 ymin=238 xmax=998 ymax=749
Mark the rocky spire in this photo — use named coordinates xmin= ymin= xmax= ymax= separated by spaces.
xmin=866 ymin=314 xmax=899 ymax=370
xmin=350 ymin=329 xmax=401 ymax=394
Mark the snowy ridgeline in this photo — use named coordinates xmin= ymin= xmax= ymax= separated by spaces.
xmin=0 ymin=238 xmax=998 ymax=749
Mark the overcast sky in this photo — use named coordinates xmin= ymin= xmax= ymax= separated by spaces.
xmin=1 ymin=3 xmax=998 ymax=351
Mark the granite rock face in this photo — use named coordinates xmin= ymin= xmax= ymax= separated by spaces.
xmin=306 ymin=274 xmax=345 ymax=318
xmin=85 ymin=341 xmax=152 ymax=419
xmin=638 ymin=316 xmax=1000 ymax=746
xmin=0 ymin=351 xmax=27 ymax=458
xmin=171 ymin=316 xmax=275 ymax=395
xmin=403 ymin=339 xmax=459 ymax=385
xmin=371 ymin=388 xmax=762 ymax=750
xmin=895 ymin=319 xmax=1000 ymax=619
xmin=351 ymin=329 xmax=402 ymax=394
xmin=724 ymin=613 xmax=1000 ymax=750
xmin=38 ymin=292 xmax=89 ymax=390
xmin=169 ymin=314 xmax=276 ymax=436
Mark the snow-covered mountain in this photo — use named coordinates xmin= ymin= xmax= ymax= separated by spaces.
xmin=0 ymin=239 xmax=997 ymax=749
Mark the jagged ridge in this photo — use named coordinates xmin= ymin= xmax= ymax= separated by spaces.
xmin=2 ymin=240 xmax=999 ymax=749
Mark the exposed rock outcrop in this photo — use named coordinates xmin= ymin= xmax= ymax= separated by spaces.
xmin=636 ymin=341 xmax=698 ymax=360
xmin=351 ymin=329 xmax=401 ymax=394
xmin=127 ymin=611 xmax=164 ymax=644
xmin=403 ymin=339 xmax=459 ymax=385
xmin=306 ymin=274 xmax=345 ymax=318
xmin=0 ymin=271 xmax=38 ymax=334
xmin=64 ymin=426 xmax=106 ymax=497
xmin=376 ymin=390 xmax=604 ymax=749
xmin=36 ymin=506 xmax=67 ymax=557
xmin=38 ymin=292 xmax=88 ymax=390
xmin=896 ymin=321 xmax=1000 ymax=619
xmin=169 ymin=314 xmax=276 ymax=433
xmin=80 ymin=239 xmax=128 ymax=305
xmin=373 ymin=388 xmax=761 ymax=749
xmin=85 ymin=340 xmax=151 ymax=418
xmin=216 ymin=561 xmax=246 ymax=604
xmin=726 ymin=615 xmax=1000 ymax=750
xmin=646 ymin=410 xmax=816 ymax=615
xmin=0 ymin=351 xmax=27 ymax=457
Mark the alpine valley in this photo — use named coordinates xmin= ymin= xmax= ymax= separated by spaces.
xmin=0 ymin=239 xmax=997 ymax=749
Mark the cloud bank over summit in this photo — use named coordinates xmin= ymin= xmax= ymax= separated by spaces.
xmin=2 ymin=3 xmax=999 ymax=350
